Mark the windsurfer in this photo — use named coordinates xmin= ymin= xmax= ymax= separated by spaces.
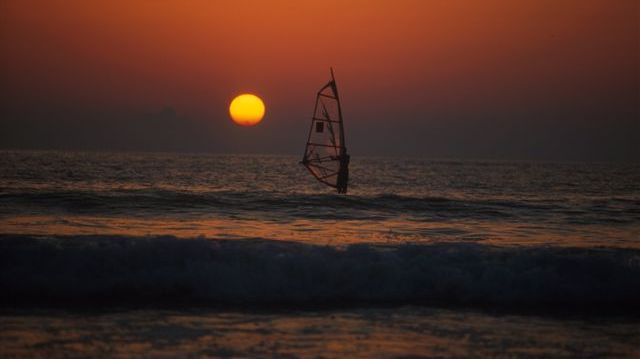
xmin=337 ymin=154 xmax=350 ymax=193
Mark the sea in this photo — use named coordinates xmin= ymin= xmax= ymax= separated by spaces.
xmin=1 ymin=150 xmax=639 ymax=357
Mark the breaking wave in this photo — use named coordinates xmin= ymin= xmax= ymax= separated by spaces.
xmin=2 ymin=235 xmax=639 ymax=311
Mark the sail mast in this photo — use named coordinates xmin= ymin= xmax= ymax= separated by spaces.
xmin=330 ymin=67 xmax=347 ymax=157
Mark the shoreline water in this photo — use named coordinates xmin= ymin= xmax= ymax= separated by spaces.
xmin=2 ymin=306 xmax=638 ymax=358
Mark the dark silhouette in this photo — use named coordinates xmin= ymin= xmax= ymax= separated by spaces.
xmin=302 ymin=68 xmax=350 ymax=194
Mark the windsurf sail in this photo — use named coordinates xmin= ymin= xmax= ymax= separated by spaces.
xmin=301 ymin=68 xmax=350 ymax=193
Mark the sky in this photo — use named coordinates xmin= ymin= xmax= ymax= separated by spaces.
xmin=0 ymin=0 xmax=638 ymax=161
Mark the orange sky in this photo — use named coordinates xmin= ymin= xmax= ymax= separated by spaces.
xmin=1 ymin=0 xmax=638 ymax=159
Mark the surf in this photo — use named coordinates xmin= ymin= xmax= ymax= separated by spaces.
xmin=2 ymin=235 xmax=639 ymax=312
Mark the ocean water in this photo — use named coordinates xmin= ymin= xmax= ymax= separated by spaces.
xmin=1 ymin=150 xmax=639 ymax=357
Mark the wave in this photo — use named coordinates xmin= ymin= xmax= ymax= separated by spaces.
xmin=1 ymin=189 xmax=638 ymax=223
xmin=1 ymin=235 xmax=639 ymax=311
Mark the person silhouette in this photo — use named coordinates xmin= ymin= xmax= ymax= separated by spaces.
xmin=336 ymin=153 xmax=350 ymax=194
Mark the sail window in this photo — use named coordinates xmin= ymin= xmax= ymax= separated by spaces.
xmin=316 ymin=121 xmax=324 ymax=133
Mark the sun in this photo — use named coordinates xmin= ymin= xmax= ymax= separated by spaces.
xmin=229 ymin=94 xmax=265 ymax=126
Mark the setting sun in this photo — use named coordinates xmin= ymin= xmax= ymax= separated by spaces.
xmin=229 ymin=94 xmax=265 ymax=126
